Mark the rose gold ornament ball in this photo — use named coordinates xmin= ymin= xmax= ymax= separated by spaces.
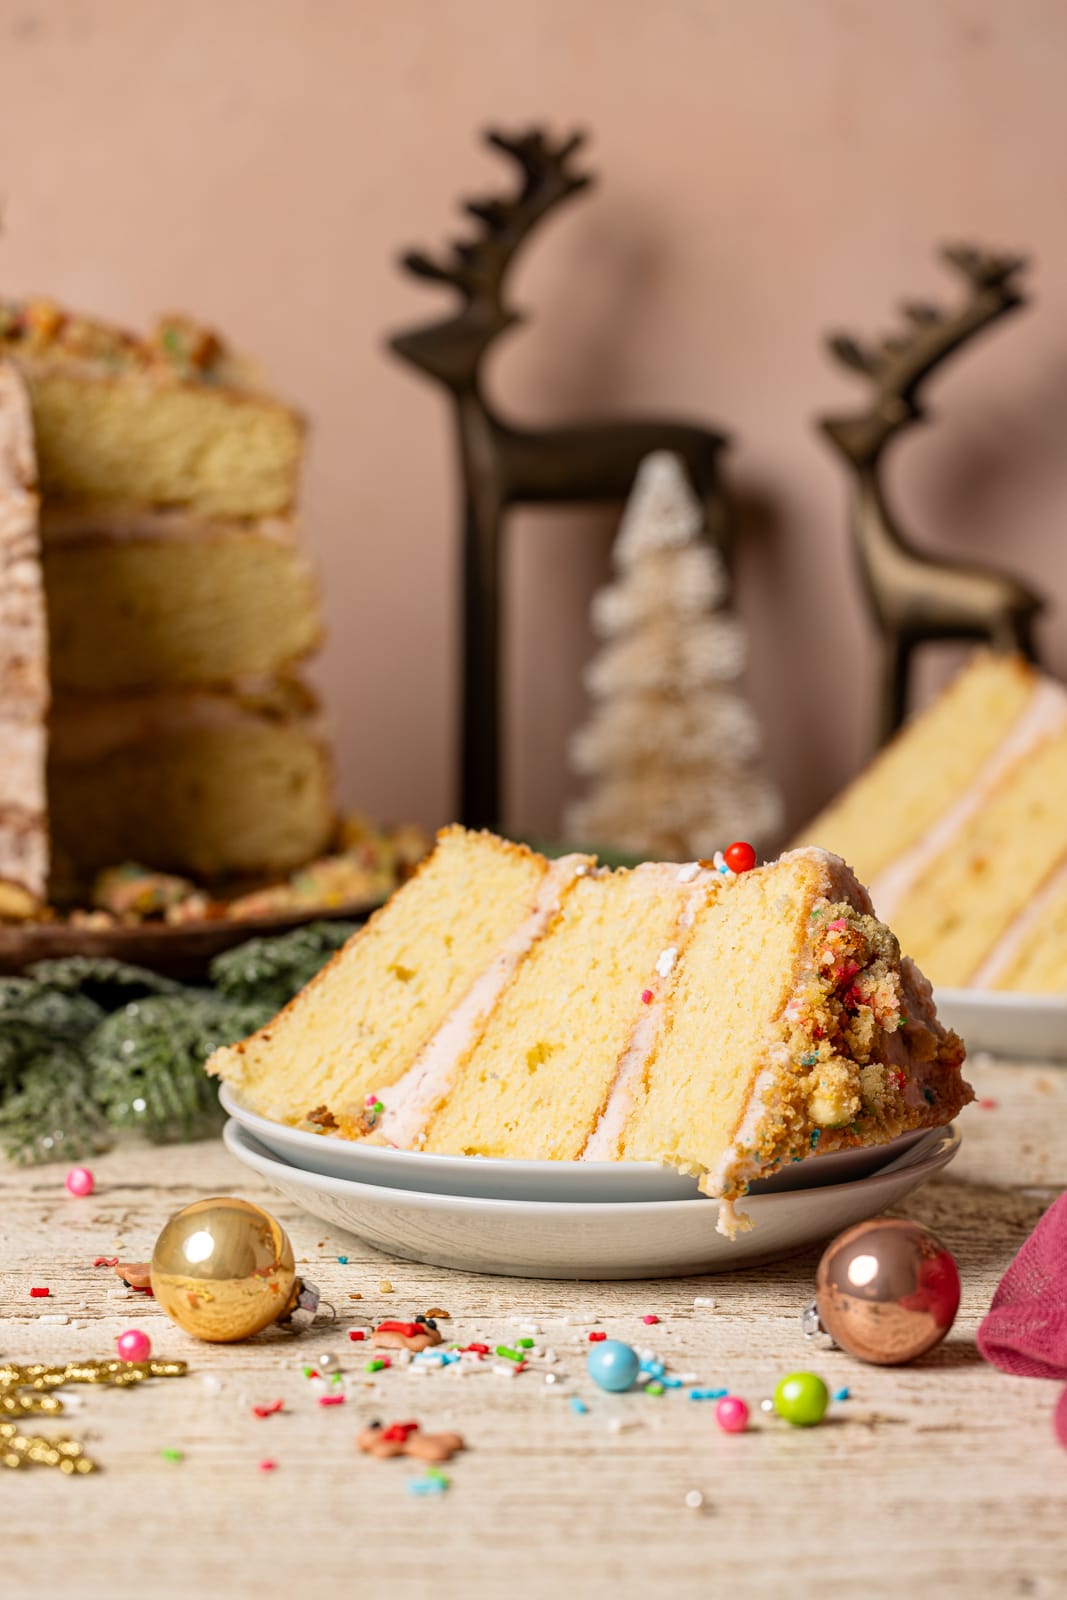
xmin=815 ymin=1217 xmax=961 ymax=1365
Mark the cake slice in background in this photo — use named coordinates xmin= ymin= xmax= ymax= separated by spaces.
xmin=208 ymin=828 xmax=970 ymax=1221
xmin=0 ymin=299 xmax=333 ymax=904
xmin=793 ymin=653 xmax=1067 ymax=991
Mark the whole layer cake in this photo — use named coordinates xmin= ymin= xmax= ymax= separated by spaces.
xmin=208 ymin=827 xmax=970 ymax=1220
xmin=794 ymin=653 xmax=1067 ymax=991
xmin=0 ymin=299 xmax=334 ymax=903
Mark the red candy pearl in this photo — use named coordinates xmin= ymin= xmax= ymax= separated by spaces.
xmin=724 ymin=841 xmax=757 ymax=874
xmin=715 ymin=1395 xmax=750 ymax=1433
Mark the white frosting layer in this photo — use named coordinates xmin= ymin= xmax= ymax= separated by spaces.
xmin=580 ymin=864 xmax=721 ymax=1162
xmin=373 ymin=854 xmax=592 ymax=1149
xmin=869 ymin=679 xmax=1067 ymax=918
xmin=41 ymin=503 xmax=300 ymax=547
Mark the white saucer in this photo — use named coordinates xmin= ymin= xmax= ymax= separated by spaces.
xmin=219 ymin=1083 xmax=926 ymax=1202
xmin=222 ymin=1118 xmax=961 ymax=1279
xmin=934 ymin=988 xmax=1067 ymax=1060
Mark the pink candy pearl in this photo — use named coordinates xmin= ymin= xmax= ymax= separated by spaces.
xmin=116 ymin=1328 xmax=152 ymax=1363
xmin=715 ymin=1395 xmax=750 ymax=1434
xmin=65 ymin=1166 xmax=95 ymax=1197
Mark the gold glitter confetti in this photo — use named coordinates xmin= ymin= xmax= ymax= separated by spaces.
xmin=0 ymin=1358 xmax=187 ymax=1472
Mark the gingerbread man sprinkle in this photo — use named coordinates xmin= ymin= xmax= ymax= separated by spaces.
xmin=371 ymin=1317 xmax=444 ymax=1352
xmin=357 ymin=1420 xmax=465 ymax=1463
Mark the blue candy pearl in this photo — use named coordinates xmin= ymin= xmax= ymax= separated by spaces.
xmin=586 ymin=1339 xmax=641 ymax=1393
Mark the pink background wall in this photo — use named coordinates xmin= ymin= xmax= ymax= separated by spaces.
xmin=3 ymin=0 xmax=1066 ymax=840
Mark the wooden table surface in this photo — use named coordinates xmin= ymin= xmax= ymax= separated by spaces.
xmin=2 ymin=1054 xmax=1064 ymax=1600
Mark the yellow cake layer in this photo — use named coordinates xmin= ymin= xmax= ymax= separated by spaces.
xmin=43 ymin=533 xmax=321 ymax=691
xmin=48 ymin=703 xmax=333 ymax=893
xmin=892 ymin=730 xmax=1067 ymax=986
xmin=992 ymin=860 xmax=1067 ymax=992
xmin=24 ymin=369 xmax=303 ymax=518
xmin=208 ymin=829 xmax=554 ymax=1124
xmin=620 ymin=854 xmax=818 ymax=1174
xmin=794 ymin=654 xmax=1036 ymax=884
xmin=419 ymin=867 xmax=691 ymax=1160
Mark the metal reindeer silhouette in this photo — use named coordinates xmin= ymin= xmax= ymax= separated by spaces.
xmin=820 ymin=244 xmax=1043 ymax=743
xmin=389 ymin=127 xmax=727 ymax=829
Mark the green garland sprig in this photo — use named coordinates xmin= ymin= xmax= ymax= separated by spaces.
xmin=0 ymin=923 xmax=357 ymax=1165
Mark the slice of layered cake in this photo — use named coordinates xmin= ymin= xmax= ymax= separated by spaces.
xmin=794 ymin=653 xmax=1067 ymax=991
xmin=208 ymin=828 xmax=969 ymax=1222
xmin=0 ymin=298 xmax=333 ymax=902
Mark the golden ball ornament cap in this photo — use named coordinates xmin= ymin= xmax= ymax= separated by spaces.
xmin=809 ymin=1217 xmax=961 ymax=1366
xmin=150 ymin=1197 xmax=321 ymax=1343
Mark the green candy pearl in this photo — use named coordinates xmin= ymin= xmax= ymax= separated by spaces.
xmin=773 ymin=1371 xmax=829 ymax=1427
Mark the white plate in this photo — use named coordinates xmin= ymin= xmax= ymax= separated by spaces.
xmin=219 ymin=1083 xmax=926 ymax=1202
xmin=221 ymin=1118 xmax=961 ymax=1279
xmin=934 ymin=988 xmax=1067 ymax=1060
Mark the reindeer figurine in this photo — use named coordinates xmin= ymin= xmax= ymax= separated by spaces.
xmin=820 ymin=244 xmax=1043 ymax=743
xmin=389 ymin=127 xmax=727 ymax=829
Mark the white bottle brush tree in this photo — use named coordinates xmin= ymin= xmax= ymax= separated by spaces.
xmin=564 ymin=452 xmax=782 ymax=860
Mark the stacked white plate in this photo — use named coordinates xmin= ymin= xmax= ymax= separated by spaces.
xmin=220 ymin=1085 xmax=961 ymax=1280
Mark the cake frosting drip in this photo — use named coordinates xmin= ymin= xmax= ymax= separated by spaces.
xmin=369 ymin=854 xmax=593 ymax=1148
xmin=0 ymin=362 xmax=47 ymax=895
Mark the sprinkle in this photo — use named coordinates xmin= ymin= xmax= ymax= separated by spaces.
xmin=318 ymin=1394 xmax=346 ymax=1407
xmin=978 ymin=1098 xmax=998 ymax=1111
xmin=252 ymin=1400 xmax=284 ymax=1418
xmin=833 ymin=1387 xmax=851 ymax=1401
xmin=641 ymin=1314 xmax=660 ymax=1325
xmin=588 ymin=1331 xmax=607 ymax=1342
xmin=349 ymin=1330 xmax=366 ymax=1342
xmin=689 ymin=1388 xmax=729 ymax=1401
xmin=693 ymin=1297 xmax=716 ymax=1308
xmin=923 ymin=1087 xmax=936 ymax=1105
xmin=800 ymin=1052 xmax=819 ymax=1067
xmin=607 ymin=1417 xmax=642 ymax=1433
xmin=379 ymin=1281 xmax=394 ymax=1294
xmin=570 ymin=1398 xmax=588 ymax=1415
xmin=641 ymin=989 xmax=654 ymax=1005
xmin=38 ymin=1312 xmax=70 ymax=1324
xmin=685 ymin=1490 xmax=705 ymax=1509
xmin=365 ymin=1358 xmax=389 ymax=1373
xmin=407 ymin=1473 xmax=449 ymax=1495
xmin=676 ymin=862 xmax=702 ymax=883
xmin=495 ymin=1345 xmax=523 ymax=1363
xmin=29 ymin=1287 xmax=50 ymax=1298
xmin=655 ymin=947 xmax=678 ymax=978
xmin=760 ymin=1397 xmax=775 ymax=1413
xmin=202 ymin=1375 xmax=223 ymax=1396
xmin=258 ymin=1459 xmax=277 ymax=1473
xmin=65 ymin=1166 xmax=95 ymax=1197
xmin=463 ymin=1342 xmax=490 ymax=1355
xmin=93 ymin=1256 xmax=119 ymax=1268
xmin=337 ymin=1255 xmax=349 ymax=1264
xmin=641 ymin=1359 xmax=665 ymax=1378
xmin=160 ymin=1447 xmax=184 ymax=1463
xmin=645 ymin=1381 xmax=665 ymax=1396
xmin=810 ymin=1130 xmax=821 ymax=1149
xmin=515 ymin=1337 xmax=535 ymax=1349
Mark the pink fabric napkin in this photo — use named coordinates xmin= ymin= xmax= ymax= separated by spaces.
xmin=976 ymin=1192 xmax=1067 ymax=1447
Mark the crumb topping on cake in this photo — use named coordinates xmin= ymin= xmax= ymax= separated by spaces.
xmin=0 ymin=298 xmax=258 ymax=391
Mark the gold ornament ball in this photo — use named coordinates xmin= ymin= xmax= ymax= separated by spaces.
xmin=815 ymin=1217 xmax=961 ymax=1366
xmin=150 ymin=1197 xmax=299 ymax=1342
